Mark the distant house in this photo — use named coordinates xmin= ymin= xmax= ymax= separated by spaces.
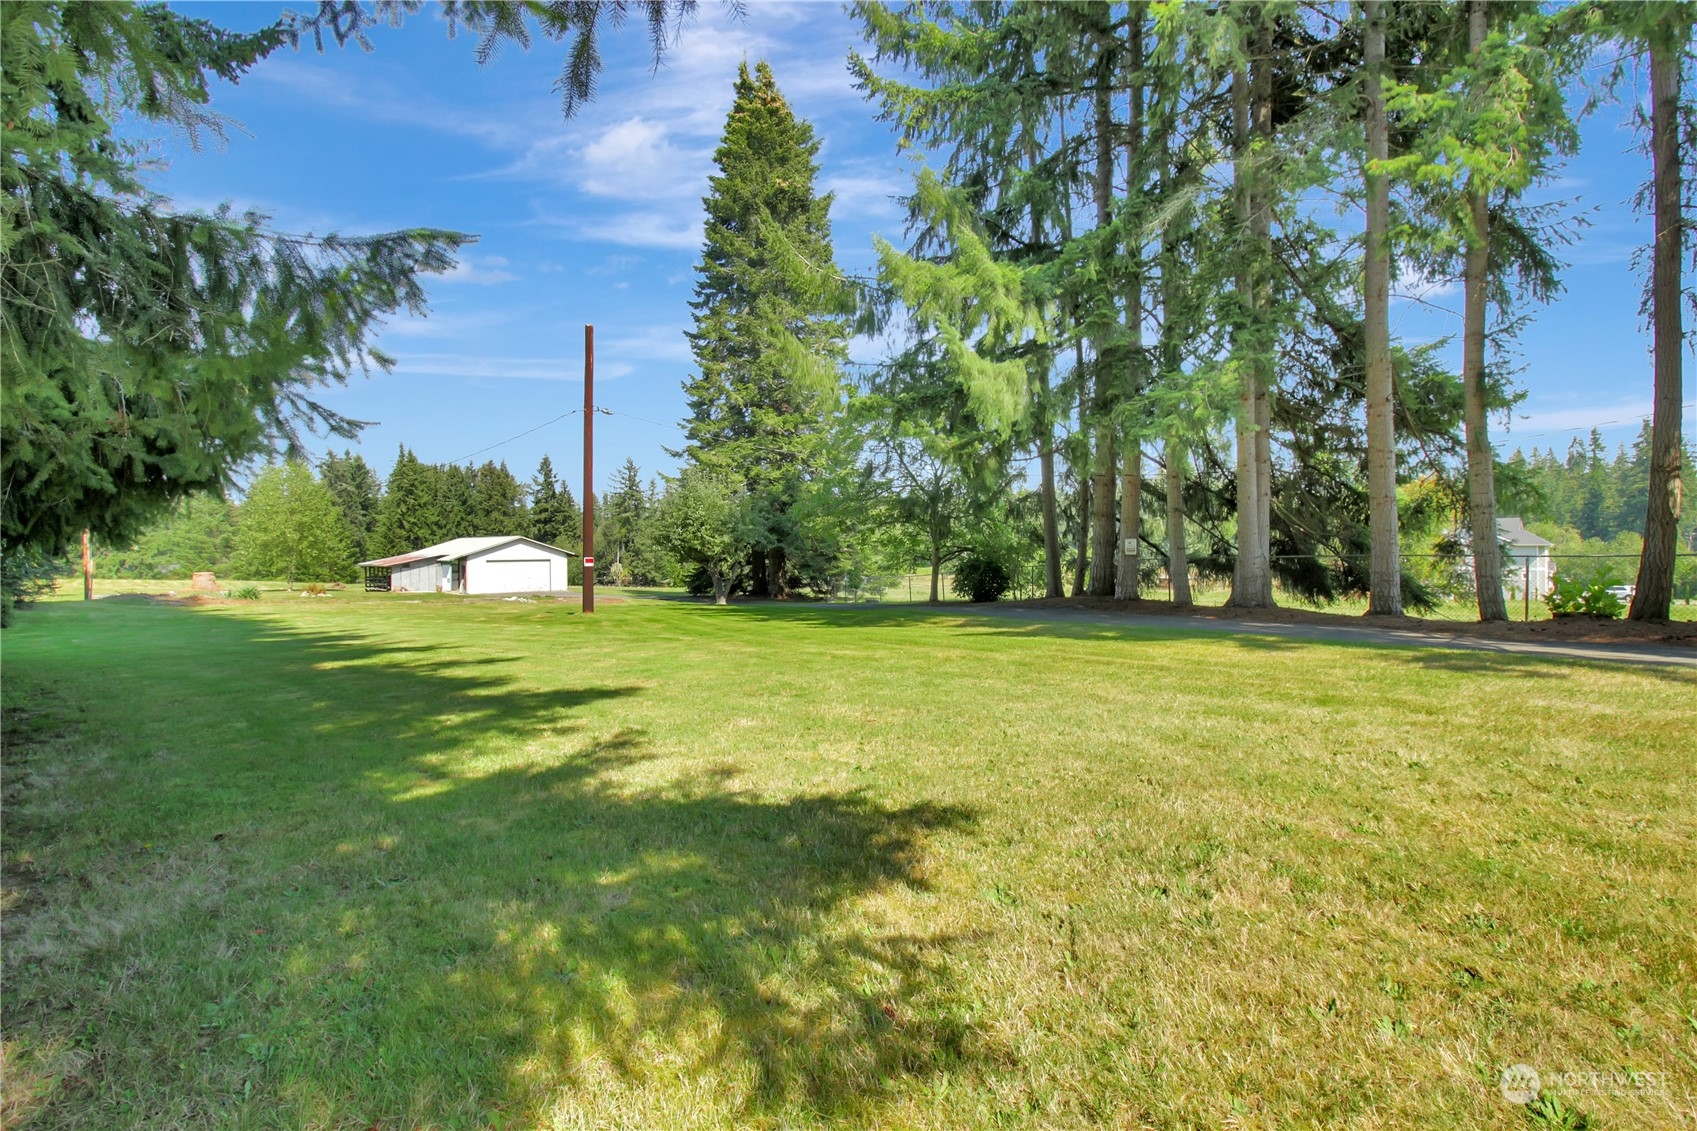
xmin=359 ymin=536 xmax=576 ymax=595
xmin=1495 ymin=517 xmax=1554 ymax=597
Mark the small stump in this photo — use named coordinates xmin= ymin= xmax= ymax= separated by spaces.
xmin=191 ymin=571 xmax=218 ymax=592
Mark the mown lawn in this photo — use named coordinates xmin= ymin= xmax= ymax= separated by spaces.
xmin=3 ymin=594 xmax=1693 ymax=1129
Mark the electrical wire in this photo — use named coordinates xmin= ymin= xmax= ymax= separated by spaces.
xmin=1503 ymin=402 xmax=1696 ymax=443
xmin=447 ymin=409 xmax=578 ymax=466
xmin=596 ymin=407 xmax=681 ymax=431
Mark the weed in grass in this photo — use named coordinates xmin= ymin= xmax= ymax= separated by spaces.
xmin=1525 ymin=1092 xmax=1594 ymax=1129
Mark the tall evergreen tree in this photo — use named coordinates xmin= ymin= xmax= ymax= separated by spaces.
xmin=681 ymin=60 xmax=849 ymax=598
xmin=529 ymin=454 xmax=582 ymax=550
xmin=1600 ymin=2 xmax=1693 ymax=620
xmin=320 ymin=450 xmax=382 ymax=566
xmin=0 ymin=2 xmax=466 ymax=559
xmin=601 ymin=458 xmax=649 ymax=571
xmin=468 ymin=461 xmax=528 ymax=536
xmin=372 ymin=446 xmax=440 ymax=556
xmin=438 ymin=464 xmax=476 ymax=541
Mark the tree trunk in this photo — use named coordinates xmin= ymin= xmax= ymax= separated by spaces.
xmin=1116 ymin=8 xmax=1147 ymax=603
xmin=1227 ymin=39 xmax=1275 ymax=608
xmin=1157 ymin=115 xmax=1190 ymax=610
xmin=1631 ymin=24 xmax=1684 ymax=621
xmin=930 ymin=543 xmax=943 ymax=604
xmin=1117 ymin=446 xmax=1141 ymax=599
xmin=749 ymin=546 xmax=768 ymax=597
xmin=1028 ymin=149 xmax=1065 ymax=601
xmin=1039 ymin=432 xmax=1064 ymax=598
xmin=1164 ymin=439 xmax=1192 ymax=605
xmin=1363 ymin=0 xmax=1402 ymax=615
xmin=766 ymin=546 xmax=789 ymax=600
xmin=1089 ymin=434 xmax=1117 ymax=595
xmin=1072 ymin=361 xmax=1090 ymax=597
xmin=1087 ymin=30 xmax=1119 ymax=598
xmin=1461 ymin=0 xmax=1507 ymax=622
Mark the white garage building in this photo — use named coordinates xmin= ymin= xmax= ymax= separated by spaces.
xmin=359 ymin=536 xmax=576 ymax=595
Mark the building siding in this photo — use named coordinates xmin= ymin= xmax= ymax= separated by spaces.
xmin=389 ymin=560 xmax=446 ymax=593
xmin=464 ymin=544 xmax=572 ymax=594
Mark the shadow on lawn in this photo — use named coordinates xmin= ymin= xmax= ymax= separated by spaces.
xmin=687 ymin=601 xmax=1697 ymax=680
xmin=3 ymin=601 xmax=982 ymax=1128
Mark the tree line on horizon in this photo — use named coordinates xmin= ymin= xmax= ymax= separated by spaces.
xmin=4 ymin=1 xmax=1690 ymax=622
xmin=95 ymin=450 xmax=622 ymax=587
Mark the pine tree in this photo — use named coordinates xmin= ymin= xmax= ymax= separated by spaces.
xmin=602 ymin=458 xmax=649 ymax=570
xmin=1602 ymin=2 xmax=1693 ymax=619
xmin=468 ymin=461 xmax=528 ymax=536
xmin=320 ymin=450 xmax=382 ymax=567
xmin=438 ymin=464 xmax=475 ymax=541
xmin=682 ymin=61 xmax=848 ymax=598
xmin=529 ymin=454 xmax=582 ymax=550
xmin=372 ymin=447 xmax=441 ymax=556
xmin=0 ymin=2 xmax=466 ymax=559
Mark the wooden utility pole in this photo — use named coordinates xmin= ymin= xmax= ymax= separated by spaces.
xmin=582 ymin=324 xmax=596 ymax=614
xmin=82 ymin=528 xmax=93 ymax=600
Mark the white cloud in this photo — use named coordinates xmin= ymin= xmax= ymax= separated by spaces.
xmin=253 ymin=61 xmax=548 ymax=150
xmin=379 ymin=308 xmax=525 ymax=340
xmin=821 ymin=167 xmax=908 ymax=219
xmin=573 ymin=209 xmax=704 ymax=250
xmin=584 ymin=254 xmax=643 ymax=276
xmin=604 ymin=326 xmax=692 ymax=361
xmin=391 ymin=353 xmax=634 ymax=381
xmin=437 ymin=254 xmax=518 ymax=285
xmin=582 ymin=118 xmax=705 ymax=196
xmin=1392 ymin=261 xmax=1460 ymax=303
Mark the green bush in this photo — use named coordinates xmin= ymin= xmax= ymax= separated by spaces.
xmin=952 ymin=553 xmax=1011 ymax=603
xmin=1 ymin=549 xmax=60 ymax=626
xmin=230 ymin=585 xmax=262 ymax=601
xmin=1544 ymin=575 xmax=1625 ymax=619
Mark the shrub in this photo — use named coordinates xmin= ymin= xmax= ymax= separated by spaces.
xmin=1 ymin=548 xmax=59 ymax=626
xmin=952 ymin=553 xmax=1011 ymax=603
xmin=1544 ymin=575 xmax=1625 ymax=619
xmin=231 ymin=585 xmax=262 ymax=600
xmin=303 ymin=582 xmax=327 ymax=596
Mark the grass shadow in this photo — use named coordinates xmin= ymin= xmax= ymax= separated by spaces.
xmin=686 ymin=601 xmax=1697 ymax=679
xmin=2 ymin=600 xmax=981 ymax=1128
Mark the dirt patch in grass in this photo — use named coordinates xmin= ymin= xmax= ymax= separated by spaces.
xmin=1010 ymin=595 xmax=1697 ymax=645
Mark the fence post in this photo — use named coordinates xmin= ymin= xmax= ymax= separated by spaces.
xmin=1524 ymin=561 xmax=1530 ymax=622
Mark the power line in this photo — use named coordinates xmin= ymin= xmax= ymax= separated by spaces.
xmin=1503 ymin=402 xmax=1696 ymax=443
xmin=597 ymin=407 xmax=681 ymax=431
xmin=448 ymin=409 xmax=579 ymax=466
xmin=437 ymin=406 xmax=677 ymax=472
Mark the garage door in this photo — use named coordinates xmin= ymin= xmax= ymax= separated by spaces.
xmin=484 ymin=558 xmax=551 ymax=593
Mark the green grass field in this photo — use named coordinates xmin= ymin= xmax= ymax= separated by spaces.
xmin=4 ymin=594 xmax=1694 ymax=1129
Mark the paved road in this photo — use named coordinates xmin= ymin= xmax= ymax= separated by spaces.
xmin=941 ymin=603 xmax=1697 ymax=669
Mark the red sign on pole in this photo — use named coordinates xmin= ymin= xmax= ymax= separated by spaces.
xmin=583 ymin=556 xmax=595 ymax=568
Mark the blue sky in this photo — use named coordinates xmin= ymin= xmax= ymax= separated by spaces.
xmin=150 ymin=2 xmax=1690 ymax=499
